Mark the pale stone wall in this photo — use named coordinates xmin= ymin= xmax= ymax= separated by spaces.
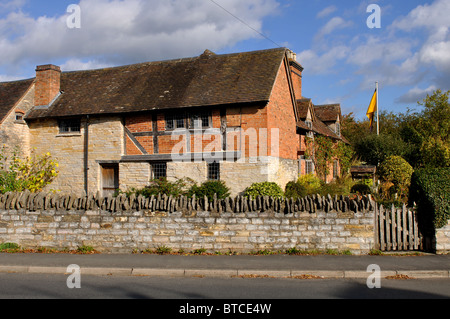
xmin=436 ymin=220 xmax=450 ymax=254
xmin=0 ymin=85 xmax=35 ymax=156
xmin=28 ymin=116 xmax=124 ymax=195
xmin=0 ymin=207 xmax=376 ymax=255
xmin=167 ymin=161 xmax=207 ymax=186
xmin=119 ymin=162 xmax=151 ymax=191
xmin=221 ymin=157 xmax=298 ymax=196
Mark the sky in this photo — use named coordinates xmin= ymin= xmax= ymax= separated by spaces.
xmin=0 ymin=0 xmax=449 ymax=120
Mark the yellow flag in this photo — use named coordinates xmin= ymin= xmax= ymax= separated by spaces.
xmin=366 ymin=89 xmax=377 ymax=130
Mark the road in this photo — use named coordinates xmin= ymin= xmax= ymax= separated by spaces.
xmin=0 ymin=272 xmax=449 ymax=300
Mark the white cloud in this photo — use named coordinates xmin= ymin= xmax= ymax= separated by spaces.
xmin=0 ymin=0 xmax=279 ymax=70
xmin=316 ymin=6 xmax=337 ymax=19
xmin=395 ymin=85 xmax=437 ymax=104
xmin=316 ymin=17 xmax=352 ymax=39
xmin=297 ymin=45 xmax=349 ymax=75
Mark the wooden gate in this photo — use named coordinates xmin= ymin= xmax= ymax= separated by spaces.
xmin=375 ymin=205 xmax=424 ymax=251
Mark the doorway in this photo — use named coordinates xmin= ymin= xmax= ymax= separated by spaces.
xmin=101 ymin=163 xmax=119 ymax=197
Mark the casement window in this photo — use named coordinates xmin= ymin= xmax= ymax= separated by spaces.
xmin=305 ymin=159 xmax=314 ymax=175
xmin=59 ymin=119 xmax=81 ymax=134
xmin=152 ymin=162 xmax=167 ymax=179
xmin=165 ymin=111 xmax=212 ymax=130
xmin=165 ymin=113 xmax=186 ymax=130
xmin=335 ymin=122 xmax=341 ymax=137
xmin=208 ymin=162 xmax=220 ymax=181
xmin=190 ymin=111 xmax=211 ymax=129
xmin=333 ymin=160 xmax=339 ymax=179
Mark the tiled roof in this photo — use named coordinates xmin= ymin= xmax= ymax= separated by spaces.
xmin=27 ymin=48 xmax=288 ymax=119
xmin=296 ymin=99 xmax=348 ymax=143
xmin=314 ymin=104 xmax=341 ymax=122
xmin=0 ymin=79 xmax=34 ymax=123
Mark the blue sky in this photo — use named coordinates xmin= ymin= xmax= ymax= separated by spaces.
xmin=1 ymin=0 xmax=449 ymax=120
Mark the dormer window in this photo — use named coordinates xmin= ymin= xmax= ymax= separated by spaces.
xmin=335 ymin=122 xmax=341 ymax=137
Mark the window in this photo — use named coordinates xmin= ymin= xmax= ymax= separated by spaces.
xmin=305 ymin=160 xmax=314 ymax=175
xmin=152 ymin=162 xmax=167 ymax=179
xmin=208 ymin=162 xmax=220 ymax=180
xmin=190 ymin=111 xmax=211 ymax=129
xmin=305 ymin=120 xmax=313 ymax=130
xmin=15 ymin=112 xmax=24 ymax=121
xmin=165 ymin=113 xmax=186 ymax=130
xmin=59 ymin=119 xmax=81 ymax=134
xmin=335 ymin=122 xmax=341 ymax=137
xmin=165 ymin=111 xmax=212 ymax=130
xmin=333 ymin=160 xmax=339 ymax=179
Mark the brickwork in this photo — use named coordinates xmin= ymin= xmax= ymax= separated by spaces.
xmin=34 ymin=65 xmax=61 ymax=107
xmin=267 ymin=60 xmax=300 ymax=161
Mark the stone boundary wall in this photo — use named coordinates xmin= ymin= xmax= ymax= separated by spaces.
xmin=0 ymin=191 xmax=378 ymax=254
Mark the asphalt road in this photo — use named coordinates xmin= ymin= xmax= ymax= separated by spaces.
xmin=0 ymin=272 xmax=449 ymax=300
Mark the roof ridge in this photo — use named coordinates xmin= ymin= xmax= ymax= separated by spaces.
xmin=60 ymin=47 xmax=288 ymax=75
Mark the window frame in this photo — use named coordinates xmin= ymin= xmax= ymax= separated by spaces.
xmin=152 ymin=162 xmax=167 ymax=179
xmin=58 ymin=118 xmax=81 ymax=134
xmin=207 ymin=162 xmax=220 ymax=181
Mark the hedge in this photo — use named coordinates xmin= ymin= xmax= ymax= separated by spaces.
xmin=409 ymin=167 xmax=450 ymax=234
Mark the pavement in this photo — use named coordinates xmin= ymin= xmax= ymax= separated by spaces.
xmin=0 ymin=253 xmax=449 ymax=279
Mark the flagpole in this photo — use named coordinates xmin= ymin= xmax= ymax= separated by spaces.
xmin=376 ymin=81 xmax=379 ymax=136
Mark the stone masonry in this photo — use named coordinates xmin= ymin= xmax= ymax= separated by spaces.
xmin=0 ymin=191 xmax=380 ymax=255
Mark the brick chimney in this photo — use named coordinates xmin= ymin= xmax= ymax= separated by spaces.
xmin=286 ymin=50 xmax=303 ymax=99
xmin=35 ymin=64 xmax=61 ymax=107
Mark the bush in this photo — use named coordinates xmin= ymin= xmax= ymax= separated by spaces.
xmin=351 ymin=183 xmax=371 ymax=195
xmin=243 ymin=182 xmax=284 ymax=199
xmin=297 ymin=174 xmax=322 ymax=195
xmin=379 ymin=155 xmax=414 ymax=201
xmin=0 ymin=147 xmax=59 ymax=194
xmin=188 ymin=180 xmax=230 ymax=201
xmin=128 ymin=178 xmax=193 ymax=198
xmin=285 ymin=181 xmax=307 ymax=199
xmin=409 ymin=167 xmax=450 ymax=234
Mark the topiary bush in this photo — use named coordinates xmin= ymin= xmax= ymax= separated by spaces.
xmin=409 ymin=167 xmax=450 ymax=235
xmin=244 ymin=182 xmax=284 ymax=199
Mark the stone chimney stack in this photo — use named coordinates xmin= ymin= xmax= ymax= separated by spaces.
xmin=34 ymin=64 xmax=61 ymax=107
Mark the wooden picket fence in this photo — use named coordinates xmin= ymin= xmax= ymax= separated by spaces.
xmin=375 ymin=205 xmax=423 ymax=252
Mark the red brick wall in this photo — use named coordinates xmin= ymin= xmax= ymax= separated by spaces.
xmin=267 ymin=60 xmax=300 ymax=160
xmin=125 ymin=114 xmax=152 ymax=133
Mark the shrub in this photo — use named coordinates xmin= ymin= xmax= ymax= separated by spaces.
xmin=188 ymin=180 xmax=230 ymax=201
xmin=409 ymin=167 xmax=450 ymax=234
xmin=379 ymin=155 xmax=414 ymax=201
xmin=244 ymin=182 xmax=284 ymax=199
xmin=0 ymin=147 xmax=59 ymax=194
xmin=297 ymin=174 xmax=322 ymax=195
xmin=130 ymin=177 xmax=194 ymax=198
xmin=285 ymin=181 xmax=307 ymax=199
